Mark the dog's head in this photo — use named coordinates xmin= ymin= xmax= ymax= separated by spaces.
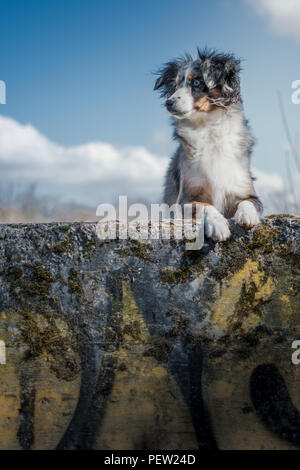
xmin=154 ymin=49 xmax=241 ymax=119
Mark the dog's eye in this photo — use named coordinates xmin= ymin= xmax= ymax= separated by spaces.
xmin=192 ymin=79 xmax=201 ymax=87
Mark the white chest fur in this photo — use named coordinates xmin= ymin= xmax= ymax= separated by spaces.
xmin=177 ymin=106 xmax=253 ymax=212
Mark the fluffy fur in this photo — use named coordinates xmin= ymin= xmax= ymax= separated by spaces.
xmin=154 ymin=49 xmax=262 ymax=241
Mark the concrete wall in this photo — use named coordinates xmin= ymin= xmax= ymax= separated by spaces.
xmin=0 ymin=217 xmax=299 ymax=450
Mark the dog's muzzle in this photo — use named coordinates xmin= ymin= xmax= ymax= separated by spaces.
xmin=166 ymin=98 xmax=176 ymax=112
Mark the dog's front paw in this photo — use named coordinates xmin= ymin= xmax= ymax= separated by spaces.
xmin=204 ymin=206 xmax=231 ymax=242
xmin=235 ymin=201 xmax=260 ymax=228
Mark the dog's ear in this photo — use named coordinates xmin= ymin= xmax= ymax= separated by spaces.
xmin=154 ymin=76 xmax=164 ymax=90
xmin=197 ymin=48 xmax=208 ymax=62
xmin=221 ymin=58 xmax=241 ymax=102
xmin=199 ymin=50 xmax=241 ymax=106
xmin=154 ymin=61 xmax=180 ymax=96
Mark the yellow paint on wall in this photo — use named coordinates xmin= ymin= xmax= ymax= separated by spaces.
xmin=32 ymin=372 xmax=81 ymax=450
xmin=94 ymin=282 xmax=198 ymax=450
xmin=0 ymin=315 xmax=81 ymax=450
xmin=211 ymin=259 xmax=276 ymax=335
xmin=0 ymin=348 xmax=22 ymax=450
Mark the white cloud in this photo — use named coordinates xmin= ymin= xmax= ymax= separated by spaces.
xmin=0 ymin=115 xmax=168 ymax=204
xmin=0 ymin=114 xmax=297 ymax=213
xmin=253 ymin=167 xmax=299 ymax=214
xmin=0 ymin=115 xmax=168 ymax=184
xmin=248 ymin=0 xmax=300 ymax=41
xmin=253 ymin=167 xmax=285 ymax=193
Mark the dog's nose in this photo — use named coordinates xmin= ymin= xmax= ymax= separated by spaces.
xmin=166 ymin=99 xmax=174 ymax=109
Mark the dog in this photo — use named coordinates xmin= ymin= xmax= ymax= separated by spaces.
xmin=154 ymin=49 xmax=262 ymax=241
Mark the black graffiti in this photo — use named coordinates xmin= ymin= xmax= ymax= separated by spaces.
xmin=251 ymin=363 xmax=300 ymax=446
xmin=57 ymin=276 xmax=217 ymax=450
xmin=57 ymin=276 xmax=122 ymax=450
xmin=167 ymin=343 xmax=217 ymax=450
xmin=13 ymin=278 xmax=300 ymax=450
xmin=17 ymin=359 xmax=38 ymax=449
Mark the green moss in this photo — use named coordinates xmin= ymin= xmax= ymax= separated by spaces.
xmin=160 ymin=248 xmax=207 ymax=284
xmin=246 ymin=225 xmax=281 ymax=254
xmin=232 ymin=223 xmax=300 ymax=269
xmin=53 ymin=240 xmax=71 ymax=254
xmin=59 ymin=225 xmax=71 ymax=232
xmin=24 ymin=264 xmax=55 ymax=296
xmin=116 ymin=240 xmax=155 ymax=262
xmin=6 ymin=266 xmax=23 ymax=281
xmin=160 ymin=269 xmax=177 ymax=284
xmin=68 ymin=268 xmax=83 ymax=296
xmin=143 ymin=336 xmax=172 ymax=362
xmin=83 ymin=239 xmax=97 ymax=257
xmin=122 ymin=319 xmax=143 ymax=340
xmin=19 ymin=306 xmax=80 ymax=381
xmin=168 ymin=308 xmax=190 ymax=337
xmin=213 ymin=256 xmax=247 ymax=280
xmin=211 ymin=241 xmax=248 ymax=281
xmin=160 ymin=266 xmax=191 ymax=284
xmin=233 ymin=281 xmax=262 ymax=321
xmin=8 ymin=264 xmax=55 ymax=298
xmin=265 ymin=214 xmax=295 ymax=219
xmin=275 ymin=239 xmax=300 ymax=267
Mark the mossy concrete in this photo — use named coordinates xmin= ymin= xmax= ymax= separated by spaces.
xmin=0 ymin=217 xmax=299 ymax=450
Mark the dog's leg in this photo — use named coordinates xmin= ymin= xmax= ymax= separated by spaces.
xmin=184 ymin=202 xmax=230 ymax=242
xmin=204 ymin=205 xmax=231 ymax=242
xmin=234 ymin=200 xmax=261 ymax=228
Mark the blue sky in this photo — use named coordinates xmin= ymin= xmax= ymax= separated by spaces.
xmin=0 ymin=0 xmax=299 ymax=209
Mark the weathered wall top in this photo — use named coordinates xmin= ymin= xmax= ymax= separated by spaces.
xmin=0 ymin=216 xmax=299 ymax=450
